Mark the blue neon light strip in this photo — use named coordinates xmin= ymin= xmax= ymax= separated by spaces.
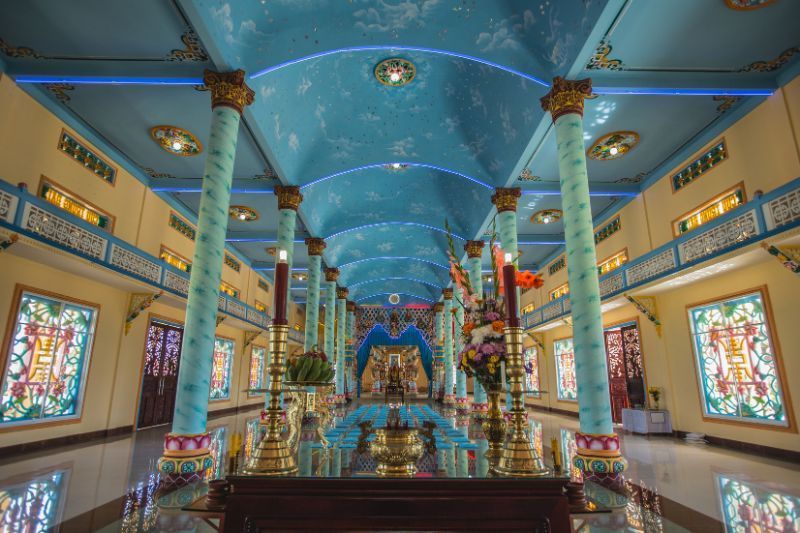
xmin=592 ymin=87 xmax=774 ymax=97
xmin=326 ymin=222 xmax=465 ymax=241
xmin=152 ymin=187 xmax=275 ymax=194
xmin=250 ymin=46 xmax=549 ymax=86
xmin=355 ymin=292 xmax=435 ymax=303
xmin=338 ymin=256 xmax=450 ymax=271
xmin=225 ymin=237 xmax=306 ymax=243
xmin=15 ymin=75 xmax=203 ymax=86
xmin=301 ymin=162 xmax=494 ymax=190
xmin=520 ymin=190 xmax=638 ymax=198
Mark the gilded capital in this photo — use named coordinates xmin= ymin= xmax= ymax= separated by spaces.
xmin=346 ymin=301 xmax=357 ymax=312
xmin=442 ymin=288 xmax=453 ymax=300
xmin=464 ymin=240 xmax=485 ymax=258
xmin=275 ymin=185 xmax=303 ymax=211
xmin=203 ymin=69 xmax=255 ymax=114
xmin=324 ymin=268 xmax=340 ymax=282
xmin=433 ymin=302 xmax=444 ymax=313
xmin=491 ymin=188 xmax=521 ymax=213
xmin=540 ymin=76 xmax=593 ymax=121
xmin=305 ymin=237 xmax=326 ymax=256
xmin=336 ymin=287 xmax=349 ymax=299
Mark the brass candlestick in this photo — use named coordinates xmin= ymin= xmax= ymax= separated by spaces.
xmin=242 ymin=324 xmax=298 ymax=476
xmin=494 ymin=326 xmax=549 ymax=477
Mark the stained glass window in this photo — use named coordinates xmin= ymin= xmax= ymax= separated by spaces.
xmin=1 ymin=291 xmax=98 ymax=425
xmin=0 ymin=469 xmax=68 ymax=532
xmin=207 ymin=425 xmax=227 ymax=479
xmin=717 ymin=474 xmax=797 ymax=532
xmin=248 ymin=345 xmax=265 ymax=396
xmin=554 ymin=338 xmax=577 ymax=401
xmin=209 ymin=337 xmax=234 ymax=400
xmin=688 ymin=290 xmax=788 ymax=426
xmin=524 ymin=346 xmax=540 ymax=397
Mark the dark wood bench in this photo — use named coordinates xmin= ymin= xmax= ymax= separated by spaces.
xmin=214 ymin=476 xmax=571 ymax=531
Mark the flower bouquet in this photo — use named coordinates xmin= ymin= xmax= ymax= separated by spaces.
xmin=458 ymin=295 xmax=508 ymax=391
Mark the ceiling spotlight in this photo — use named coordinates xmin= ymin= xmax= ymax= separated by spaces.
xmin=172 ymin=141 xmax=182 ymax=150
xmin=238 ymin=213 xmax=247 ymax=220
xmin=391 ymin=162 xmax=402 ymax=169
xmin=389 ymin=73 xmax=401 ymax=82
xmin=609 ymin=146 xmax=619 ymax=155
xmin=542 ymin=216 xmax=551 ymax=224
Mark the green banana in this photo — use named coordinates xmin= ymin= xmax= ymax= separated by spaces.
xmin=307 ymin=358 xmax=323 ymax=381
xmin=296 ymin=357 xmax=312 ymax=381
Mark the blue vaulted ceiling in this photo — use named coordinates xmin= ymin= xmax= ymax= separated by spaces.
xmin=1 ymin=0 xmax=798 ymax=307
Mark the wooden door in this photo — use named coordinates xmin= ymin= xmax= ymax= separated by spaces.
xmin=603 ymin=329 xmax=629 ymax=423
xmin=621 ymin=324 xmax=646 ymax=408
xmin=138 ymin=320 xmax=183 ymax=429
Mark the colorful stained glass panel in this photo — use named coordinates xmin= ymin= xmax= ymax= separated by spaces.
xmin=0 ymin=469 xmax=68 ymax=532
xmin=524 ymin=346 xmax=540 ymax=397
xmin=554 ymin=338 xmax=577 ymax=401
xmin=1 ymin=292 xmax=97 ymax=425
xmin=717 ymin=474 xmax=798 ymax=532
xmin=249 ymin=346 xmax=265 ymax=395
xmin=209 ymin=337 xmax=234 ymax=400
xmin=688 ymin=291 xmax=787 ymax=426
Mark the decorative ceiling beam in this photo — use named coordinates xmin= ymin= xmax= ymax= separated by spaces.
xmin=151 ymin=178 xmax=276 ymax=193
xmin=520 ymin=182 xmax=639 ymax=197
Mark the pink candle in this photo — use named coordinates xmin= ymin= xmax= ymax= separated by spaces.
xmin=503 ymin=253 xmax=519 ymax=327
xmin=273 ymin=249 xmax=289 ymax=325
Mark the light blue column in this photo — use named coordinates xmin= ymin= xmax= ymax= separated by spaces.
xmin=457 ymin=448 xmax=469 ymax=477
xmin=346 ymin=305 xmax=356 ymax=396
xmin=443 ymin=290 xmax=454 ymax=403
xmin=464 ymin=242 xmax=487 ymax=408
xmin=549 ymin=101 xmax=613 ymax=435
xmin=433 ymin=304 xmax=443 ymax=399
xmin=493 ymin=188 xmax=523 ymax=407
xmin=335 ymin=289 xmax=347 ymax=402
xmin=303 ymin=239 xmax=325 ymax=351
xmin=171 ymin=73 xmax=253 ymax=436
xmin=454 ymin=292 xmax=468 ymax=409
xmin=323 ymin=269 xmax=338 ymax=402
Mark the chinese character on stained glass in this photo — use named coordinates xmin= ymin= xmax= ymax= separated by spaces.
xmin=209 ymin=337 xmax=234 ymax=400
xmin=248 ymin=345 xmax=265 ymax=396
xmin=555 ymin=338 xmax=578 ymax=401
xmin=1 ymin=291 xmax=98 ymax=425
xmin=524 ymin=346 xmax=540 ymax=397
xmin=688 ymin=290 xmax=788 ymax=426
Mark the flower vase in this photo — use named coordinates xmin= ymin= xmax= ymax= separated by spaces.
xmin=481 ymin=384 xmax=506 ymax=461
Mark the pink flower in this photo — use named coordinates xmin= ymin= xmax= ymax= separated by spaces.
xmin=10 ymin=382 xmax=26 ymax=399
xmin=716 ymin=379 xmax=730 ymax=394
xmin=754 ymin=381 xmax=767 ymax=397
xmin=52 ymin=380 xmax=66 ymax=396
xmin=34 ymin=384 xmax=45 ymax=396
xmin=480 ymin=343 xmax=496 ymax=355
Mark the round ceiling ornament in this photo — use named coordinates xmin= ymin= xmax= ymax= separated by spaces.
xmin=388 ymin=293 xmax=401 ymax=305
xmin=383 ymin=162 xmax=409 ymax=171
xmin=229 ymin=205 xmax=259 ymax=222
xmin=530 ymin=209 xmax=563 ymax=224
xmin=150 ymin=125 xmax=202 ymax=156
xmin=374 ymin=58 xmax=416 ymax=87
xmin=587 ymin=131 xmax=639 ymax=161
xmin=265 ymin=246 xmax=277 ymax=256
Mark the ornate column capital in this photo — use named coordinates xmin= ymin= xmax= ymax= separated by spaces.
xmin=305 ymin=237 xmax=326 ymax=256
xmin=346 ymin=301 xmax=357 ymax=312
xmin=324 ymin=268 xmax=340 ymax=282
xmin=433 ymin=302 xmax=444 ymax=313
xmin=442 ymin=288 xmax=453 ymax=300
xmin=540 ymin=76 xmax=593 ymax=121
xmin=464 ymin=240 xmax=485 ymax=258
xmin=275 ymin=185 xmax=303 ymax=211
xmin=491 ymin=188 xmax=521 ymax=213
xmin=336 ymin=287 xmax=349 ymax=299
xmin=203 ymin=69 xmax=255 ymax=114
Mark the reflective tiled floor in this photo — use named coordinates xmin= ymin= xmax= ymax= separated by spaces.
xmin=0 ymin=400 xmax=797 ymax=532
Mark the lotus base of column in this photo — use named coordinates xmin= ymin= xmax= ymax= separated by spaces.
xmin=573 ymin=432 xmax=627 ymax=487
xmin=157 ymin=432 xmax=214 ymax=487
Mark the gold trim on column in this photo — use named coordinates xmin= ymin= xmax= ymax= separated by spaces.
xmin=491 ymin=188 xmax=521 ymax=213
xmin=442 ymin=288 xmax=453 ymax=300
xmin=336 ymin=287 xmax=349 ymax=299
xmin=305 ymin=237 xmax=326 ymax=256
xmin=203 ymin=69 xmax=255 ymax=114
xmin=274 ymin=185 xmax=303 ymax=211
xmin=540 ymin=77 xmax=593 ymax=121
xmin=464 ymin=240 xmax=485 ymax=258
xmin=433 ymin=302 xmax=444 ymax=312
xmin=324 ymin=268 xmax=340 ymax=282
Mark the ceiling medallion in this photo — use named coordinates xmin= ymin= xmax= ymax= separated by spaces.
xmin=388 ymin=293 xmax=401 ymax=305
xmin=530 ymin=209 xmax=563 ymax=225
xmin=292 ymin=272 xmax=307 ymax=281
xmin=587 ymin=131 xmax=639 ymax=161
xmin=150 ymin=126 xmax=202 ymax=156
xmin=266 ymin=246 xmax=276 ymax=256
xmin=374 ymin=58 xmax=416 ymax=87
xmin=383 ymin=162 xmax=409 ymax=171
xmin=229 ymin=205 xmax=259 ymax=222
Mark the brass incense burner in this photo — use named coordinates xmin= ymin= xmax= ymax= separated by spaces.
xmin=371 ymin=427 xmax=425 ymax=478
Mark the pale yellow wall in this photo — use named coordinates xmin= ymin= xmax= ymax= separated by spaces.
xmin=0 ymin=74 xmax=304 ymax=446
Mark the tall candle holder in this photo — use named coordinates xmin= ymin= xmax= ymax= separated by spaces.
xmin=242 ymin=323 xmax=298 ymax=476
xmin=494 ymin=326 xmax=549 ymax=477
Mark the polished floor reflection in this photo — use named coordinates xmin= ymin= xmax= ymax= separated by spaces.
xmin=0 ymin=401 xmax=797 ymax=532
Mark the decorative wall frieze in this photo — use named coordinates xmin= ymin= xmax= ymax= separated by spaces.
xmin=678 ymin=210 xmax=758 ymax=263
xmin=44 ymin=84 xmax=75 ymax=104
xmin=0 ymin=189 xmax=19 ymax=223
xmin=22 ymin=203 xmax=108 ymax=259
xmin=739 ymin=46 xmax=800 ymax=72
xmin=585 ymin=40 xmax=623 ymax=71
xmin=125 ymin=292 xmax=163 ymax=335
xmin=58 ymin=130 xmax=116 ymax=184
xmin=672 ymin=140 xmax=727 ymax=192
xmin=548 ymin=255 xmax=566 ymax=275
xmin=762 ymin=187 xmax=800 ymax=230
xmin=166 ymin=28 xmax=209 ymax=62
xmin=594 ymin=216 xmax=621 ymax=244
xmin=625 ymin=249 xmax=677 ymax=286
xmin=163 ymin=270 xmax=189 ymax=295
xmin=0 ymin=38 xmax=42 ymax=58
xmin=224 ymin=253 xmax=241 ymax=272
xmin=110 ymin=243 xmax=163 ymax=283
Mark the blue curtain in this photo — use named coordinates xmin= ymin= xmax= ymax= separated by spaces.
xmin=356 ymin=324 xmax=433 ymax=380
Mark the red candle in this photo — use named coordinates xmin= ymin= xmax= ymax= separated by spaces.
xmin=273 ymin=249 xmax=289 ymax=325
xmin=502 ymin=253 xmax=519 ymax=327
